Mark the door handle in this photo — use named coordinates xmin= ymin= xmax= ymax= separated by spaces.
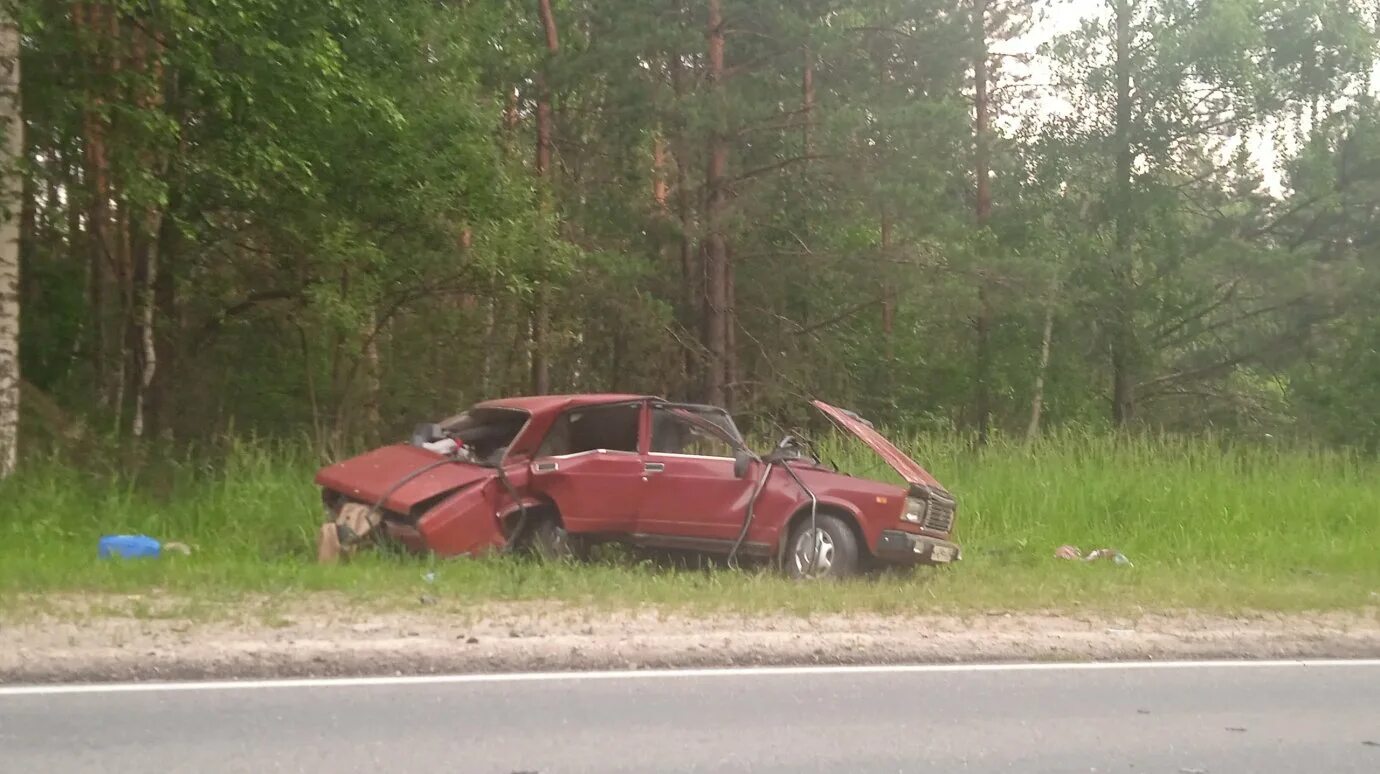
xmin=643 ymin=462 xmax=665 ymax=474
xmin=534 ymin=461 xmax=559 ymax=473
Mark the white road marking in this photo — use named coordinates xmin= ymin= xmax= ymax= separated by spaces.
xmin=3 ymin=659 xmax=1380 ymax=697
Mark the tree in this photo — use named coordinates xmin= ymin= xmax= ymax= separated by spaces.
xmin=531 ymin=0 xmax=560 ymax=396
xmin=0 ymin=3 xmax=20 ymax=476
xmin=702 ymin=0 xmax=729 ymax=406
xmin=1046 ymin=0 xmax=1378 ymax=427
xmin=7 ymin=0 xmax=1380 ymax=463
xmin=969 ymin=0 xmax=1035 ymax=442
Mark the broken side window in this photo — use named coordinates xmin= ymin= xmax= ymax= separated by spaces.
xmin=649 ymin=406 xmax=737 ymax=458
xmin=537 ymin=403 xmax=641 ymax=457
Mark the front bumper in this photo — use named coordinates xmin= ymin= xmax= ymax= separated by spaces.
xmin=875 ymin=530 xmax=961 ymax=565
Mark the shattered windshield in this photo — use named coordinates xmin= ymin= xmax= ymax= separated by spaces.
xmin=437 ymin=407 xmax=529 ymax=462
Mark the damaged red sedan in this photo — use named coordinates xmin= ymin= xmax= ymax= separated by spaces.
xmin=314 ymin=395 xmax=960 ymax=578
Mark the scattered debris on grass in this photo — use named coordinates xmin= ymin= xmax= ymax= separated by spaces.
xmin=1055 ymin=545 xmax=1133 ymax=566
xmin=97 ymin=535 xmax=192 ymax=559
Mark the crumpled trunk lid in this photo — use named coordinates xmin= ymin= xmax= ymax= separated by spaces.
xmin=315 ymin=444 xmax=491 ymax=515
xmin=811 ymin=400 xmax=945 ymax=490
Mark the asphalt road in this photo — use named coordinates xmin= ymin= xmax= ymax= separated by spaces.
xmin=3 ymin=661 xmax=1379 ymax=773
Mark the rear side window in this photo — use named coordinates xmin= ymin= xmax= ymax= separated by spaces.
xmin=537 ymin=403 xmax=641 ymax=456
xmin=650 ymin=407 xmax=737 ymax=459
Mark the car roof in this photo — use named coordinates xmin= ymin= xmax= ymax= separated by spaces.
xmin=472 ymin=394 xmax=659 ymax=415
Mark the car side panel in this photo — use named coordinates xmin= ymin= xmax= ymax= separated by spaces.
xmin=637 ymin=455 xmax=757 ymax=540
xmin=528 ymin=451 xmax=645 ymax=534
xmin=799 ymin=471 xmax=908 ymax=551
xmin=742 ymin=465 xmax=907 ymax=553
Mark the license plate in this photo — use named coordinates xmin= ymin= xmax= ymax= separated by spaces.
xmin=930 ymin=545 xmax=955 ymax=563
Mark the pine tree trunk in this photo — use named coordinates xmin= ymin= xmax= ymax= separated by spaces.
xmin=972 ymin=0 xmax=993 ymax=445
xmin=531 ymin=0 xmax=560 ymax=396
xmin=74 ymin=2 xmax=113 ymax=407
xmin=702 ymin=0 xmax=729 ymax=407
xmin=0 ymin=8 xmax=21 ymax=476
xmin=1110 ymin=0 xmax=1136 ymax=427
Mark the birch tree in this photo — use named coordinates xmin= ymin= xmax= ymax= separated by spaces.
xmin=0 ymin=5 xmax=20 ymax=476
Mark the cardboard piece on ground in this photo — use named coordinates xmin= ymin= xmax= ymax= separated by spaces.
xmin=317 ymin=523 xmax=342 ymax=564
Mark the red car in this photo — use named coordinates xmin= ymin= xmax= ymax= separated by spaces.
xmin=314 ymin=395 xmax=960 ymax=578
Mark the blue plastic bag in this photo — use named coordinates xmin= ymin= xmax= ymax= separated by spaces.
xmin=98 ymin=534 xmax=162 ymax=559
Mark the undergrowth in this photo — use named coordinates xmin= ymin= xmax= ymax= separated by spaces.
xmin=2 ymin=431 xmax=1377 ymax=616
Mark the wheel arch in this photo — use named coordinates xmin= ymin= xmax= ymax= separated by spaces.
xmin=497 ymin=494 xmax=561 ymax=541
xmin=775 ymin=498 xmax=870 ymax=566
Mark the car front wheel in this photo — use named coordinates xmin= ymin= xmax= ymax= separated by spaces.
xmin=529 ymin=517 xmax=583 ymax=562
xmin=784 ymin=514 xmax=859 ymax=580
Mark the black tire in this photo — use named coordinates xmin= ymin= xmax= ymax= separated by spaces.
xmin=528 ymin=517 xmax=583 ymax=562
xmin=783 ymin=513 xmax=860 ymax=580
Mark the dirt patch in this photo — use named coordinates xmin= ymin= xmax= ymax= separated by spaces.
xmin=3 ymin=596 xmax=1378 ymax=683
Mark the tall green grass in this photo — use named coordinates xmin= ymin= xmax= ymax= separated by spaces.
xmin=2 ymin=431 xmax=1377 ymax=614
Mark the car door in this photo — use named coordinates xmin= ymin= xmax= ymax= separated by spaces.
xmin=527 ymin=401 xmax=647 ymax=535
xmin=636 ymin=404 xmax=756 ymax=544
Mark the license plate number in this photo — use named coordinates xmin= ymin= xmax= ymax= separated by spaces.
xmin=930 ymin=545 xmax=955 ymax=563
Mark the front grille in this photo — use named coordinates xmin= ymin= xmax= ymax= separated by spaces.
xmin=921 ymin=494 xmax=956 ymax=534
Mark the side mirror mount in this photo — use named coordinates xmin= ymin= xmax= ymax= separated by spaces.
xmin=733 ymin=448 xmax=754 ymax=479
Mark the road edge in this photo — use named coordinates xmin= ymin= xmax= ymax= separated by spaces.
xmin=6 ymin=606 xmax=1380 ymax=684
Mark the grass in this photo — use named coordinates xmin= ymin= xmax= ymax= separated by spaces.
xmin=2 ymin=431 xmax=1378 ymax=618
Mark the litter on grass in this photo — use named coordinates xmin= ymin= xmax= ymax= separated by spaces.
xmin=1054 ymin=545 xmax=1133 ymax=566
xmin=97 ymin=535 xmax=193 ymax=559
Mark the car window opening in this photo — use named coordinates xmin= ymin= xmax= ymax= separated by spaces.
xmin=538 ymin=403 xmax=640 ymax=456
xmin=651 ymin=407 xmax=737 ymax=458
xmin=436 ymin=408 xmax=529 ymax=463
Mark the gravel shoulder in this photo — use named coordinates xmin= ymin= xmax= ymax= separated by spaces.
xmin=3 ymin=596 xmax=1378 ymax=683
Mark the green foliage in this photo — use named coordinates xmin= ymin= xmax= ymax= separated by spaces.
xmin=10 ymin=0 xmax=1380 ymax=458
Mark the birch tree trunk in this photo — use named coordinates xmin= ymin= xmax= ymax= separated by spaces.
xmin=1109 ymin=0 xmax=1137 ymax=426
xmin=0 ymin=10 xmax=22 ymax=476
xmin=1026 ymin=279 xmax=1057 ymax=441
xmin=669 ymin=44 xmax=700 ymax=398
xmin=129 ymin=21 xmax=165 ymax=438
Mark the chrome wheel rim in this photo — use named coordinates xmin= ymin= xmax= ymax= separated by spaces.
xmin=791 ymin=527 xmax=835 ymax=577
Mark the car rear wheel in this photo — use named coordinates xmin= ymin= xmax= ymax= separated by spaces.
xmin=784 ymin=513 xmax=859 ymax=580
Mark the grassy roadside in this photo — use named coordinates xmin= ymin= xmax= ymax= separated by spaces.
xmin=2 ymin=432 xmax=1378 ymax=618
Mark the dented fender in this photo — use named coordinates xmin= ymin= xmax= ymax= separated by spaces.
xmin=416 ymin=465 xmax=535 ymax=557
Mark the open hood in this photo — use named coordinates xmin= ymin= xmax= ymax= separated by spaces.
xmin=315 ymin=444 xmax=490 ymax=514
xmin=811 ymin=400 xmax=945 ymax=490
